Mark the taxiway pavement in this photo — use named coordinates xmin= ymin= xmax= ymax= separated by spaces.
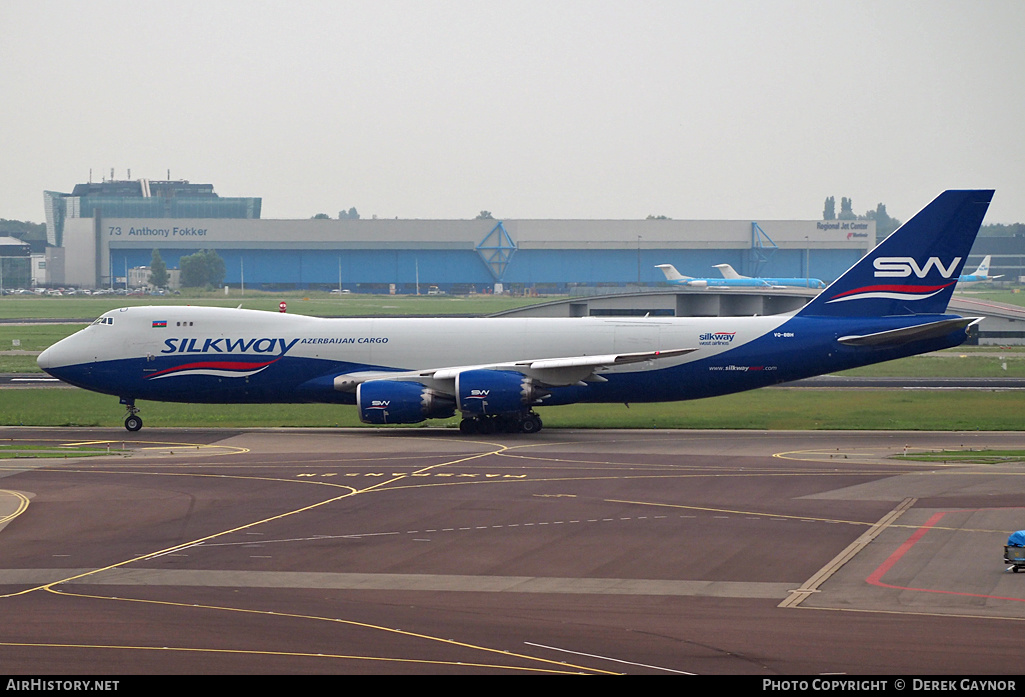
xmin=1 ymin=427 xmax=1024 ymax=674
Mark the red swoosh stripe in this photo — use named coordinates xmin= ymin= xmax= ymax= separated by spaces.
xmin=829 ymin=281 xmax=955 ymax=300
xmin=147 ymin=359 xmax=279 ymax=378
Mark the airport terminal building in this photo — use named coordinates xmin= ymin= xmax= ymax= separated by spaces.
xmin=46 ymin=178 xmax=877 ymax=292
xmin=59 ymin=215 xmax=876 ymax=292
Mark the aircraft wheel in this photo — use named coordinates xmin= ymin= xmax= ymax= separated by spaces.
xmin=476 ymin=417 xmax=496 ymax=435
xmin=125 ymin=415 xmax=143 ymax=432
xmin=459 ymin=418 xmax=478 ymax=435
xmin=520 ymin=414 xmax=543 ymax=434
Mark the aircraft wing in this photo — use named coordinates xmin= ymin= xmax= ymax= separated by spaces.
xmin=837 ymin=317 xmax=981 ymax=347
xmin=333 ymin=347 xmax=697 ymax=391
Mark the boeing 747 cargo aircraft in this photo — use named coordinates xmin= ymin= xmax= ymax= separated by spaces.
xmin=38 ymin=190 xmax=993 ymax=435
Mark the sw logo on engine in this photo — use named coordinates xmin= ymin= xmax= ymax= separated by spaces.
xmin=873 ymin=257 xmax=961 ymax=278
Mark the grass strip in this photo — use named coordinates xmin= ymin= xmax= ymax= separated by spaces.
xmin=0 ymin=443 xmax=114 ymax=459
xmin=892 ymin=449 xmax=1025 ymax=464
xmin=0 ymin=388 xmax=1022 ymax=431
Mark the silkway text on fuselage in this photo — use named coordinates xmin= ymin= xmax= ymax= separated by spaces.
xmin=160 ymin=337 xmax=390 ymax=354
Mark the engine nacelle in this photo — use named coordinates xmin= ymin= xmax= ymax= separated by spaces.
xmin=686 ymin=279 xmax=708 ymax=288
xmin=357 ymin=380 xmax=455 ymax=424
xmin=456 ymin=369 xmax=546 ymax=415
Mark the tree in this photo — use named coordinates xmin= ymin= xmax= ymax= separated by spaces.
xmin=824 ymin=196 xmax=904 ymax=241
xmin=312 ymin=213 xmax=330 ymax=220
xmin=148 ymin=249 xmax=168 ymax=288
xmin=979 ymin=223 xmax=1025 ymax=237
xmin=339 ymin=207 xmax=360 ymax=220
xmin=179 ymin=249 xmax=225 ymax=288
xmin=0 ymin=218 xmax=47 ymax=253
xmin=865 ymin=203 xmax=900 ymax=241
xmin=476 ymin=211 xmax=494 ymax=220
xmin=823 ymin=196 xmax=836 ymax=220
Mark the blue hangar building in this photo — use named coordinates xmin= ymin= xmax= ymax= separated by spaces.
xmin=48 ymin=178 xmax=875 ymax=291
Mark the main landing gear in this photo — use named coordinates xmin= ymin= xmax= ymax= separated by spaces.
xmin=459 ymin=411 xmax=543 ymax=435
xmin=121 ymin=398 xmax=142 ymax=432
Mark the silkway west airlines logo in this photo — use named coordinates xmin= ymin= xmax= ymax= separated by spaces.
xmin=148 ymin=337 xmax=300 ymax=380
xmin=699 ymin=332 xmax=736 ymax=346
xmin=160 ymin=338 xmax=300 ymax=354
xmin=826 ymin=256 xmax=960 ymax=304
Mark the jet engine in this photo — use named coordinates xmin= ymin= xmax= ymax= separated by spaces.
xmin=357 ymin=380 xmax=455 ymax=424
xmin=455 ymin=369 xmax=548 ymax=415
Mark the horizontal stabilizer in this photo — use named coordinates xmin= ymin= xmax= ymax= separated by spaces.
xmin=837 ymin=317 xmax=980 ymax=347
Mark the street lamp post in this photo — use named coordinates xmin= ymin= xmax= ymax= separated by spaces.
xmin=636 ymin=235 xmax=642 ymax=285
xmin=805 ymin=236 xmax=810 ymax=288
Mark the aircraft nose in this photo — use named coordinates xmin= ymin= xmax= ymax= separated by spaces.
xmin=37 ymin=337 xmax=77 ymax=376
xmin=37 ymin=344 xmax=56 ymax=372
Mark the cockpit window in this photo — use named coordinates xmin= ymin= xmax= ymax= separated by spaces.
xmin=91 ymin=316 xmax=114 ymax=326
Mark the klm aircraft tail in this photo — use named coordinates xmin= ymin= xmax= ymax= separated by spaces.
xmin=798 ymin=190 xmax=993 ymax=317
xmin=655 ymin=264 xmax=690 ymax=282
xmin=973 ymin=255 xmax=992 ymax=276
xmin=713 ymin=264 xmax=746 ymax=279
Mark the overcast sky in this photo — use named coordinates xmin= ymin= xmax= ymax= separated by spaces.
xmin=2 ymin=1 xmax=1023 ymax=226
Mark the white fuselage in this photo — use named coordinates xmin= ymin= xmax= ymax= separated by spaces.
xmin=40 ymin=306 xmax=790 ymax=377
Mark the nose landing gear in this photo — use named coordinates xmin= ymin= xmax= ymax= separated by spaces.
xmin=120 ymin=398 xmax=142 ymax=432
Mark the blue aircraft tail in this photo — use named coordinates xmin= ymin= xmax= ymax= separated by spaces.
xmin=798 ymin=190 xmax=994 ymax=317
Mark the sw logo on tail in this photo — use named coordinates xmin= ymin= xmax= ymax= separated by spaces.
xmin=873 ymin=257 xmax=961 ymax=278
